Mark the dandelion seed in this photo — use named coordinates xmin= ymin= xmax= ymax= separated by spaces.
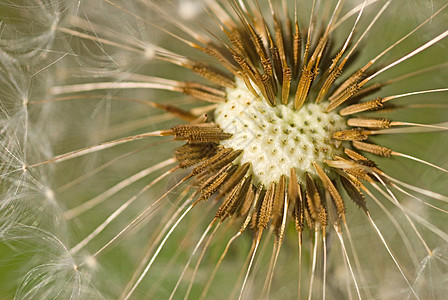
xmin=1 ymin=0 xmax=448 ymax=299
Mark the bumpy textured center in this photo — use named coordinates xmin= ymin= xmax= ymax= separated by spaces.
xmin=215 ymin=79 xmax=347 ymax=185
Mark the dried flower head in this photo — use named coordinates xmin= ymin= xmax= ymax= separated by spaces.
xmin=1 ymin=0 xmax=448 ymax=299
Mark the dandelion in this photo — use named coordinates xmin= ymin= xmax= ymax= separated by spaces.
xmin=1 ymin=0 xmax=448 ymax=299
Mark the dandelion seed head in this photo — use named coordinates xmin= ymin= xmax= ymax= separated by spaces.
xmin=2 ymin=0 xmax=448 ymax=299
xmin=215 ymin=79 xmax=347 ymax=184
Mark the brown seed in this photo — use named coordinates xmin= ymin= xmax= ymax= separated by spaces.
xmin=318 ymin=206 xmax=328 ymax=228
xmin=191 ymin=148 xmax=233 ymax=177
xmin=183 ymin=85 xmax=227 ymax=103
xmin=261 ymin=74 xmax=276 ymax=106
xmin=216 ymin=163 xmax=251 ymax=199
xmin=344 ymin=148 xmax=377 ymax=168
xmin=288 ymin=169 xmax=304 ymax=232
xmin=326 ymin=82 xmax=361 ymax=112
xmin=258 ymin=182 xmax=276 ymax=229
xmin=292 ymin=21 xmax=302 ymax=78
xmin=303 ymin=203 xmax=315 ymax=230
xmin=272 ymin=175 xmax=286 ymax=229
xmin=352 ymin=141 xmax=393 ymax=157
xmin=313 ymin=162 xmax=346 ymax=222
xmin=339 ymin=175 xmax=368 ymax=212
xmin=197 ymin=164 xmax=236 ymax=202
xmin=172 ymin=123 xmax=232 ymax=144
xmin=191 ymin=63 xmax=236 ymax=89
xmin=238 ymin=181 xmax=256 ymax=219
xmin=339 ymin=97 xmax=383 ymax=116
xmin=316 ymin=66 xmax=342 ymax=103
xmin=175 ymin=143 xmax=219 ymax=168
xmin=281 ymin=67 xmax=292 ymax=105
xmin=305 ymin=174 xmax=320 ymax=220
xmin=294 ymin=68 xmax=315 ymax=109
xmin=332 ymin=129 xmax=370 ymax=141
xmin=196 ymin=149 xmax=243 ymax=182
xmin=216 ymin=176 xmax=251 ymax=221
xmin=347 ymin=118 xmax=391 ymax=129
xmin=330 ymin=68 xmax=364 ymax=101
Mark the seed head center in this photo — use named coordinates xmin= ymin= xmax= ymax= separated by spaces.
xmin=214 ymin=79 xmax=347 ymax=185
